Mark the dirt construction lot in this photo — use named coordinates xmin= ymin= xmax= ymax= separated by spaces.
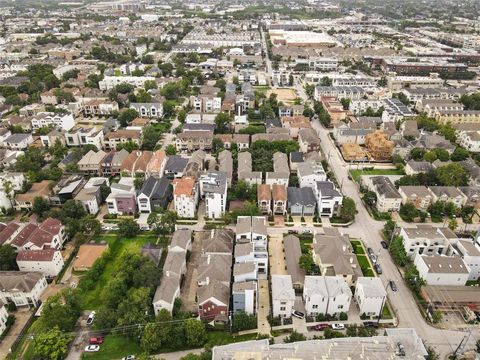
xmin=267 ymin=88 xmax=297 ymax=102
xmin=269 ymin=234 xmax=287 ymax=275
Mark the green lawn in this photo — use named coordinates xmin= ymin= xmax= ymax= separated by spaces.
xmin=82 ymin=334 xmax=142 ymax=359
xmin=357 ymin=255 xmax=375 ymax=277
xmin=205 ymin=332 xmax=258 ymax=347
xmin=350 ymin=169 xmax=404 ymax=183
xmin=80 ymin=233 xmax=162 ymax=310
xmin=382 ymin=304 xmax=393 ymax=319
xmin=7 ymin=318 xmax=47 ymax=360
xmin=350 ymin=240 xmax=365 ymax=255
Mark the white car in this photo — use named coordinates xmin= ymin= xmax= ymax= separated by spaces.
xmin=86 ymin=311 xmax=96 ymax=325
xmin=122 ymin=356 xmax=136 ymax=360
xmin=85 ymin=345 xmax=100 ymax=352
xmin=331 ymin=323 xmax=345 ymax=330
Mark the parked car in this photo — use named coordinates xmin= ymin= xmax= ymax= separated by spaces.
xmin=369 ymin=254 xmax=377 ymax=264
xmin=367 ymin=247 xmax=374 ymax=256
xmin=288 ymin=230 xmax=298 ymax=234
xmin=363 ymin=321 xmax=379 ymax=328
xmin=292 ymin=310 xmax=305 ymax=319
xmin=89 ymin=337 xmax=104 ymax=345
xmin=303 ymin=229 xmax=312 ymax=234
xmin=389 ymin=280 xmax=397 ymax=292
xmin=374 ymin=263 xmax=382 ymax=275
xmin=122 ymin=356 xmax=136 ymax=360
xmin=380 ymin=241 xmax=388 ymax=249
xmin=396 ymin=342 xmax=405 ymax=356
xmin=314 ymin=323 xmax=329 ymax=330
xmin=84 ymin=345 xmax=100 ymax=352
xmin=86 ymin=311 xmax=96 ymax=326
xmin=331 ymin=323 xmax=345 ymax=330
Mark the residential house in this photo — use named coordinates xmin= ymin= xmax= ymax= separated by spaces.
xmin=459 ymin=159 xmax=480 ymax=186
xmin=15 ymin=180 xmax=53 ymax=211
xmin=0 ymin=302 xmax=7 ymax=335
xmin=173 ymin=176 xmax=198 ymax=218
xmin=65 ymin=127 xmax=103 ymax=150
xmin=233 ymin=134 xmax=249 ymax=150
xmin=199 ymin=171 xmax=227 ymax=219
xmin=414 ymin=254 xmax=470 ymax=286
xmin=103 ymin=129 xmax=142 ymax=150
xmin=298 ymin=128 xmax=320 ymax=153
xmin=176 ymin=131 xmax=213 ymax=152
xmin=400 ymin=226 xmax=457 ymax=258
xmin=120 ymin=151 xmax=153 ymax=177
xmin=289 ymin=152 xmax=304 ymax=173
xmin=238 ymin=152 xmax=262 ymax=185
xmin=184 ymin=150 xmax=206 ymax=179
xmin=429 ymin=186 xmax=468 ymax=208
xmin=287 ymin=187 xmax=316 ymax=217
xmin=0 ymin=172 xmax=24 ymax=210
xmin=366 ymin=176 xmax=402 ymax=212
xmin=266 ymin=152 xmax=289 ymax=187
xmin=459 ymin=187 xmax=480 ymax=222
xmin=0 ymin=271 xmax=47 ymax=307
xmin=197 ymin=279 xmax=230 ymax=322
xmin=39 ymin=129 xmax=66 ymax=148
xmin=284 ymin=235 xmax=306 ymax=290
xmin=106 ymin=177 xmax=137 ymax=215
xmin=333 ymin=122 xmax=375 ymax=145
xmin=452 ymin=239 xmax=480 ymax=281
xmin=312 ymin=228 xmax=362 ymax=285
xmin=74 ymin=177 xmax=106 ymax=215
xmin=271 ymin=275 xmax=296 ymax=318
xmin=218 ymin=150 xmax=233 ymax=187
xmin=137 ymin=176 xmax=172 ymax=213
xmin=405 ymin=160 xmax=435 ymax=176
xmin=257 ymin=184 xmax=272 ymax=215
xmin=77 ymin=150 xmax=107 ymax=175
xmin=401 ymin=120 xmax=419 ymax=139
xmin=398 ymin=186 xmax=434 ymax=211
xmin=315 ymin=181 xmax=343 ymax=217
xmin=164 ymin=156 xmax=188 ymax=179
xmin=272 ymin=184 xmax=288 ymax=215
xmin=146 ymin=150 xmax=167 ymax=178
xmin=30 ymin=112 xmax=75 ymax=131
xmin=130 ymin=102 xmax=163 ymax=118
xmin=5 ymin=133 xmax=33 ymax=150
xmin=16 ymin=249 xmax=64 ymax=277
xmin=303 ymin=276 xmax=352 ymax=317
xmin=232 ymin=281 xmax=257 ymax=315
xmin=168 ymin=229 xmax=192 ymax=253
xmin=281 ymin=116 xmax=311 ymax=138
xmin=101 ymin=149 xmax=129 ymax=176
xmin=82 ymin=100 xmax=119 ymax=117
xmin=235 ymin=216 xmax=268 ymax=275
xmin=354 ymin=277 xmax=387 ymax=318
xmin=298 ymin=161 xmax=327 ymax=190
xmin=411 ymin=132 xmax=456 ymax=153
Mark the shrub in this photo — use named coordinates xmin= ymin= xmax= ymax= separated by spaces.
xmin=339 ymin=312 xmax=348 ymax=321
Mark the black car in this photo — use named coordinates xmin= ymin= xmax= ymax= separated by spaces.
xmin=367 ymin=247 xmax=374 ymax=256
xmin=363 ymin=321 xmax=379 ymax=328
xmin=374 ymin=263 xmax=382 ymax=275
xmin=380 ymin=241 xmax=388 ymax=249
xmin=389 ymin=280 xmax=397 ymax=292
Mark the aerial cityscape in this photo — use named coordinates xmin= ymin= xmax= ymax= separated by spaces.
xmin=0 ymin=0 xmax=480 ymax=359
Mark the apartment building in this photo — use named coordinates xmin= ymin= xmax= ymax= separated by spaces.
xmin=173 ymin=176 xmax=198 ymax=218
xmin=199 ymin=171 xmax=227 ymax=219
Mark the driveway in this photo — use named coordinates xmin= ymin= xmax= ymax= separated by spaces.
xmin=268 ymin=234 xmax=286 ymax=275
xmin=180 ymin=231 xmax=202 ymax=312
xmin=0 ymin=308 xmax=32 ymax=359
xmin=257 ymin=278 xmax=271 ymax=336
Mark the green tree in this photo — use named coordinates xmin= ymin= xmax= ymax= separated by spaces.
xmin=118 ymin=218 xmax=140 ymax=238
xmin=142 ymin=125 xmax=161 ymax=150
xmin=410 ymin=148 xmax=426 ymax=161
xmin=144 ymin=80 xmax=157 ymax=91
xmin=284 ymin=330 xmax=307 ymax=343
xmin=431 ymin=310 xmax=443 ymax=324
xmin=177 ymin=109 xmax=187 ymax=123
xmin=34 ymin=326 xmax=72 ymax=360
xmin=141 ymin=309 xmax=172 ymax=353
xmin=340 ymin=98 xmax=350 ymax=110
xmin=32 ymin=196 xmax=51 ymax=218
xmin=435 ymin=163 xmax=469 ymax=186
xmin=405 ymin=265 xmax=425 ymax=294
xmin=363 ymin=191 xmax=377 ymax=206
xmin=214 ymin=113 xmax=232 ymax=134
xmin=118 ymin=108 xmax=139 ymax=127
xmin=450 ymin=147 xmax=470 ymax=161
xmin=117 ymin=287 xmax=151 ymax=338
xmin=231 ymin=311 xmax=257 ymax=332
xmin=423 ymin=150 xmax=437 ymax=163
xmin=426 ymin=346 xmax=440 ymax=360
xmin=448 ymin=219 xmax=458 ymax=231
xmin=41 ymin=289 xmax=81 ymax=332
xmin=320 ymin=76 xmax=332 ymax=86
xmin=117 ymin=141 xmax=140 ymax=152
xmin=339 ymin=197 xmax=356 ymax=222
xmin=0 ymin=245 xmax=18 ymax=270
xmin=299 ymin=254 xmax=316 ymax=274
xmin=165 ymin=144 xmax=176 ymax=155
xmin=399 ymin=203 xmax=419 ymax=222
xmin=389 ymin=236 xmax=410 ymax=267
xmin=184 ymin=319 xmax=206 ymax=347
xmin=147 ymin=210 xmax=177 ymax=236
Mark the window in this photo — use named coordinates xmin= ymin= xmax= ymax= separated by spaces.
xmin=280 ymin=307 xmax=286 ymax=311
xmin=312 ymin=305 xmax=318 ymax=309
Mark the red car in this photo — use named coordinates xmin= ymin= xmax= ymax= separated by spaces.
xmin=314 ymin=323 xmax=329 ymax=331
xmin=89 ymin=337 xmax=104 ymax=345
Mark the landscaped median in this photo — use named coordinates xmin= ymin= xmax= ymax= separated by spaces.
xmin=351 ymin=239 xmax=375 ymax=277
xmin=349 ymin=168 xmax=404 ymax=183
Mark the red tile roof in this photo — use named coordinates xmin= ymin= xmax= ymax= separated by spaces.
xmin=16 ymin=249 xmax=58 ymax=262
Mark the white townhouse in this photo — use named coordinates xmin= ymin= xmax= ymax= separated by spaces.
xmin=453 ymin=239 xmax=480 ymax=281
xmin=271 ymin=275 xmax=295 ymax=318
xmin=30 ymin=112 xmax=75 ymax=131
xmin=130 ymin=102 xmax=163 ymax=118
xmin=0 ymin=302 xmax=8 ymax=335
xmin=199 ymin=171 xmax=227 ymax=219
xmin=16 ymin=249 xmax=64 ymax=277
xmin=5 ymin=133 xmax=33 ymax=150
xmin=98 ymin=75 xmax=156 ymax=90
xmin=173 ymin=176 xmax=198 ymax=219
xmin=65 ymin=127 xmax=104 ymax=150
xmin=0 ymin=271 xmax=47 ymax=307
xmin=303 ymin=276 xmax=352 ymax=317
xmin=354 ymin=277 xmax=386 ymax=318
xmin=297 ymin=161 xmax=327 ymax=189
xmin=414 ymin=254 xmax=470 ymax=286
xmin=400 ymin=226 xmax=457 ymax=258
xmin=315 ymin=181 xmax=343 ymax=218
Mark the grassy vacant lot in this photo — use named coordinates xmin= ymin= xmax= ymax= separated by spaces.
xmin=356 ymin=255 xmax=375 ymax=277
xmin=350 ymin=240 xmax=365 ymax=255
xmin=350 ymin=169 xmax=404 ymax=183
xmin=80 ymin=232 xmax=161 ymax=310
xmin=82 ymin=334 xmax=142 ymax=359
